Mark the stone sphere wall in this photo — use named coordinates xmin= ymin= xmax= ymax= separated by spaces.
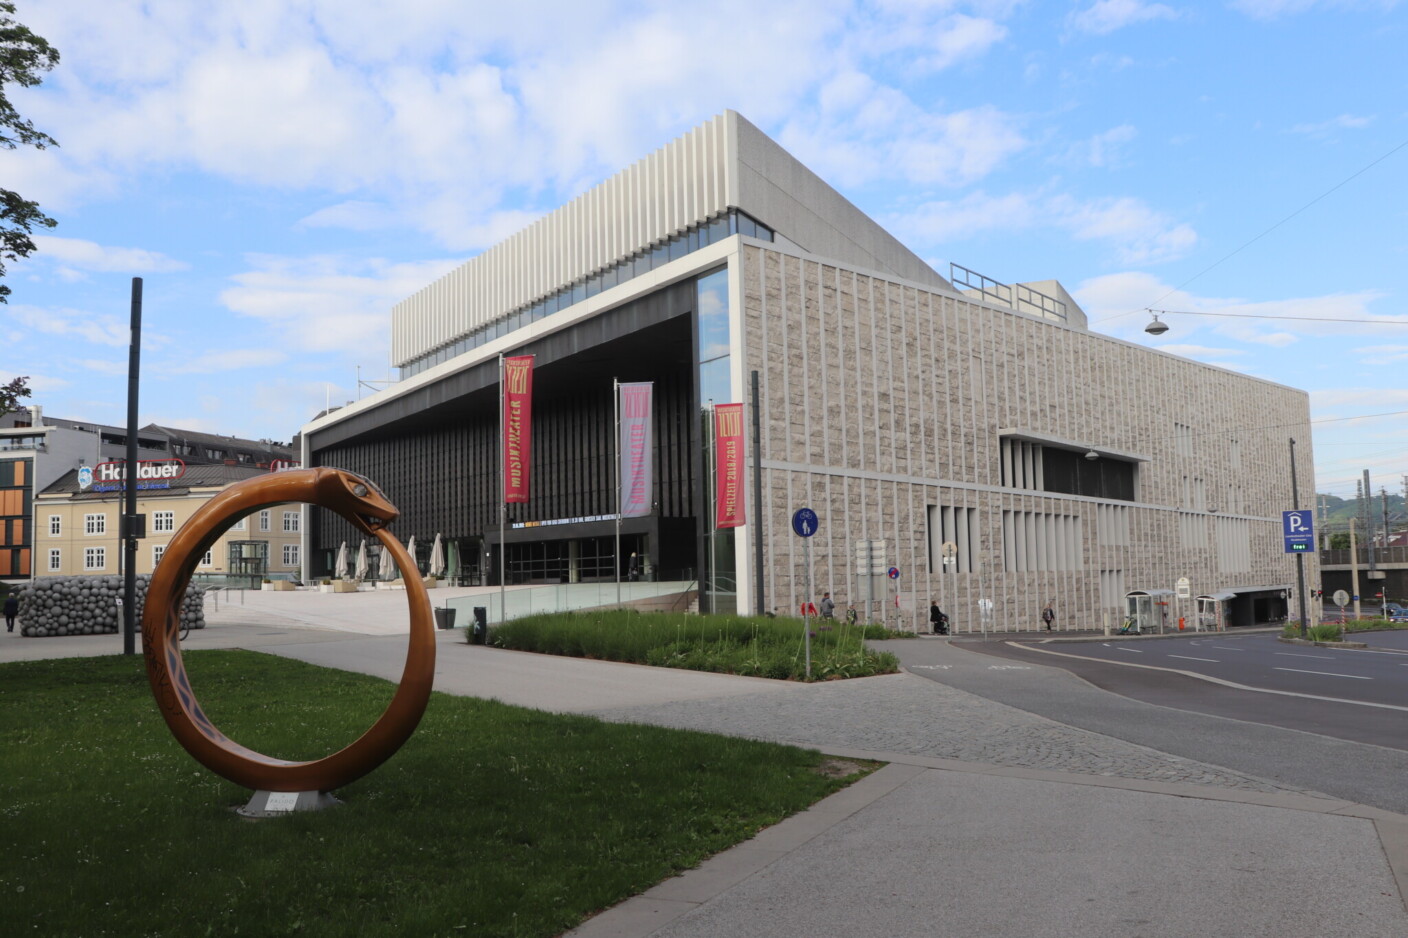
xmin=15 ymin=576 xmax=206 ymax=638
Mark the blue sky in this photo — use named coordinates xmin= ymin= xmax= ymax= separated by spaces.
xmin=2 ymin=0 xmax=1405 ymax=500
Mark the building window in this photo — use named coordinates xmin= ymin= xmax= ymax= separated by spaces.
xmin=231 ymin=518 xmax=246 ymax=531
xmin=84 ymin=547 xmax=106 ymax=570
xmin=48 ymin=548 xmax=60 ymax=571
xmin=84 ymin=513 xmax=106 ymax=535
xmin=1215 ymin=518 xmax=1252 ymax=573
xmin=1001 ymin=510 xmax=1083 ymax=572
xmin=152 ymin=511 xmax=175 ymax=533
xmin=283 ymin=544 xmax=300 ymax=566
xmin=153 ymin=544 xmax=165 ymax=567
xmin=49 ymin=515 xmax=60 ymax=536
xmin=282 ymin=511 xmax=300 ymax=533
xmin=1001 ymin=438 xmax=1137 ymax=502
xmin=1099 ymin=569 xmax=1126 ymax=609
xmin=1174 ymin=422 xmax=1194 ymax=457
xmin=259 ymin=510 xmax=271 ymax=532
xmin=928 ymin=505 xmax=978 ymax=574
xmin=200 ymin=549 xmax=213 ymax=567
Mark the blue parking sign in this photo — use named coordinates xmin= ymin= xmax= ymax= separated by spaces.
xmin=1282 ymin=510 xmax=1314 ymax=553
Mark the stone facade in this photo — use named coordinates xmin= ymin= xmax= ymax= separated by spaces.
xmin=740 ymin=244 xmax=1315 ymax=631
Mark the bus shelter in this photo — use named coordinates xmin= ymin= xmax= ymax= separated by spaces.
xmin=1125 ymin=589 xmax=1175 ymax=634
xmin=1194 ymin=590 xmax=1235 ymax=632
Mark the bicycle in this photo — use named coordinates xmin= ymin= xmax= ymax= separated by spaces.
xmin=1117 ymin=616 xmax=1141 ymax=635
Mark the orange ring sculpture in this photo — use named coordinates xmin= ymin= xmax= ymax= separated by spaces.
xmin=141 ymin=467 xmax=435 ymax=793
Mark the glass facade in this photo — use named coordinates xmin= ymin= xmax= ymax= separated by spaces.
xmin=698 ymin=267 xmax=737 ymax=613
xmin=401 ymin=209 xmax=773 ymax=378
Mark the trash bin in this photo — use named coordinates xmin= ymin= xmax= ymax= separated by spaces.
xmin=471 ymin=606 xmax=488 ymax=645
xmin=434 ymin=607 xmax=456 ymax=630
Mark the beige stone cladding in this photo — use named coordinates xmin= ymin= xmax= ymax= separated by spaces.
xmin=740 ymin=244 xmax=1316 ymax=632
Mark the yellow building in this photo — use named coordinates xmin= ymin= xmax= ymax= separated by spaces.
xmin=35 ymin=462 xmax=303 ymax=584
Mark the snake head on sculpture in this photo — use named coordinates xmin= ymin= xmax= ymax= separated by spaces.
xmin=312 ymin=467 xmax=400 ymax=535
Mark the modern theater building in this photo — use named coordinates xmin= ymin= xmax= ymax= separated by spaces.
xmin=299 ymin=111 xmax=1315 ymax=630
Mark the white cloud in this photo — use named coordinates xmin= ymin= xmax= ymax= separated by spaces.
xmin=1056 ymin=196 xmax=1198 ymax=264
xmin=1068 ymin=0 xmax=1178 ymax=35
xmin=926 ymin=15 xmax=1009 ymax=69
xmin=165 ymin=349 xmax=290 ymax=375
xmin=1230 ymin=0 xmax=1400 ymax=20
xmin=1082 ymin=124 xmax=1138 ymax=168
xmin=1289 ymin=114 xmax=1375 ymax=137
xmin=219 ymin=254 xmax=462 ymax=355
xmin=1352 ymin=344 xmax=1408 ymax=366
xmin=6 ymin=305 xmax=131 ymax=347
xmin=891 ymin=190 xmax=1196 ymax=264
xmin=1075 ymin=273 xmax=1403 ymax=346
xmin=30 ymin=236 xmax=188 ymax=273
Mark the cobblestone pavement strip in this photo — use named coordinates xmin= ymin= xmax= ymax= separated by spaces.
xmin=587 ymin=672 xmax=1299 ymax=793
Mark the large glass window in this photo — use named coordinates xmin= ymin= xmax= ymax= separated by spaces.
xmin=698 ymin=267 xmax=737 ymax=613
xmin=84 ymin=513 xmax=105 ymax=535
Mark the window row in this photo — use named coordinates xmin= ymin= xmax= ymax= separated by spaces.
xmin=400 ymin=209 xmax=775 ymax=378
xmin=45 ymin=512 xmax=262 ymax=537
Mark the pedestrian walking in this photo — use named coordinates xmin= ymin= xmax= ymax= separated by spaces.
xmin=4 ymin=592 xmax=17 ymax=632
xmin=845 ymin=604 xmax=858 ymax=626
xmin=1041 ymin=602 xmax=1055 ymax=632
xmin=929 ymin=600 xmax=948 ymax=635
xmin=819 ymin=592 xmax=835 ymax=620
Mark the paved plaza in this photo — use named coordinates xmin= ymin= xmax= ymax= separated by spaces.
xmin=4 ymin=589 xmax=1407 ymax=937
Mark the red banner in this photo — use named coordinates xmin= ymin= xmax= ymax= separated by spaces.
xmin=503 ymin=355 xmax=534 ymax=504
xmin=714 ymin=403 xmax=745 ymax=529
xmin=619 ymin=383 xmax=653 ymax=518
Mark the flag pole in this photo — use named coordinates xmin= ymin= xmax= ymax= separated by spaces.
xmin=504 ymin=354 xmax=509 ymax=625
xmin=614 ymin=378 xmax=621 ymax=609
xmin=707 ymin=400 xmax=716 ymax=614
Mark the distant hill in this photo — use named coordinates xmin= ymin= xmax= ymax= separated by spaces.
xmin=1315 ymin=491 xmax=1405 ymax=534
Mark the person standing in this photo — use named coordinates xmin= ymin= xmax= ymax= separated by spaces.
xmin=845 ymin=604 xmax=858 ymax=626
xmin=1041 ymin=602 xmax=1055 ymax=632
xmin=819 ymin=592 xmax=835 ymax=620
xmin=4 ymin=592 xmax=17 ymax=632
xmin=929 ymin=600 xmax=948 ymax=635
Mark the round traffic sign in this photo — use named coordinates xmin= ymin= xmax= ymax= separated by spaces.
xmin=887 ymin=567 xmax=899 ymax=580
xmin=1332 ymin=589 xmax=1349 ymax=607
xmin=791 ymin=507 xmax=818 ymax=538
xmin=941 ymin=541 xmax=957 ymax=560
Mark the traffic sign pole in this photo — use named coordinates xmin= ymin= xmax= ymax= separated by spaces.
xmin=793 ymin=508 xmax=817 ymax=680
xmin=1290 ymin=439 xmax=1308 ymax=639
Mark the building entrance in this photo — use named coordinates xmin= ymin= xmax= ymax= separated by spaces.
xmin=504 ymin=534 xmax=648 ymax=584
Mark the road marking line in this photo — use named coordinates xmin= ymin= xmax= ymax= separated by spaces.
xmin=1273 ymin=667 xmax=1370 ymax=680
xmin=1210 ymin=645 xmax=1243 ymax=651
xmin=1117 ymin=647 xmax=1143 ymax=653
xmin=1003 ymin=642 xmax=1408 ymax=712
xmin=1274 ymin=652 xmax=1334 ymax=660
xmin=1168 ymin=655 xmax=1219 ymax=662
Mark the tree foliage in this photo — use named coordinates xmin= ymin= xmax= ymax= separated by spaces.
xmin=0 ymin=1 xmax=59 ymax=303
xmin=1 ymin=374 xmax=30 ymax=417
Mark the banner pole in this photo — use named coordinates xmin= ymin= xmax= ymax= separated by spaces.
xmin=615 ymin=378 xmax=621 ymax=609
xmin=707 ymin=400 xmax=716 ymax=615
xmin=504 ymin=354 xmax=509 ymax=625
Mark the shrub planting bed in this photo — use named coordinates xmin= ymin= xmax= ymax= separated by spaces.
xmin=489 ymin=610 xmax=904 ymax=681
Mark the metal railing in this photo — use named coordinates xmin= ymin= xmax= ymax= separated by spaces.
xmin=1320 ymin=545 xmax=1408 ymax=566
xmin=949 ymin=263 xmax=1067 ymax=322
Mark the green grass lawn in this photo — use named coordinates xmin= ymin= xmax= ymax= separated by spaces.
xmin=490 ymin=610 xmax=904 ymax=680
xmin=2 ymin=651 xmax=871 ymax=938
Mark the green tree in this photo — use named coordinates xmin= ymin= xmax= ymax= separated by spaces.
xmin=0 ymin=1 xmax=59 ymax=303
xmin=1328 ymin=532 xmax=1351 ymax=550
xmin=0 ymin=374 xmax=30 ymax=416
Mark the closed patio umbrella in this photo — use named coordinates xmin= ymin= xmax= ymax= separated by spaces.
xmin=429 ymin=533 xmax=445 ymax=578
xmin=334 ymin=541 xmax=349 ymax=580
xmin=354 ymin=539 xmax=369 ymax=580
xmin=406 ymin=535 xmax=418 ymax=575
xmin=378 ymin=538 xmax=397 ymax=580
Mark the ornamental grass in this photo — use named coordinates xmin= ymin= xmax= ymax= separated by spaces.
xmin=489 ymin=610 xmax=903 ymax=681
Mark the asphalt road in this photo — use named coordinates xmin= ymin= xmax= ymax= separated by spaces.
xmin=883 ymin=636 xmax=1408 ymax=817
xmin=1007 ymin=632 xmax=1408 ymax=709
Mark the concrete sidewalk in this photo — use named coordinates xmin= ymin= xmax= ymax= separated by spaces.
xmin=5 ymin=594 xmax=1407 ymax=936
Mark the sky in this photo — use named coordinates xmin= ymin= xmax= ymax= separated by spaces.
xmin=2 ymin=0 xmax=1406 ymax=503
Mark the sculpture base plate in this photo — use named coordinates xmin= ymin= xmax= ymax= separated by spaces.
xmin=236 ymin=790 xmax=341 ymax=819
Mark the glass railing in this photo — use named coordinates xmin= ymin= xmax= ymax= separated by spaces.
xmin=443 ymin=580 xmax=696 ymax=626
